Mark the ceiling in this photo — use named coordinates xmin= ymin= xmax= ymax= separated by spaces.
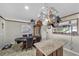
xmin=0 ymin=3 xmax=79 ymax=20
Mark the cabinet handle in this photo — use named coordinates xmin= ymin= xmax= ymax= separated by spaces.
xmin=2 ymin=22 xmax=4 ymax=29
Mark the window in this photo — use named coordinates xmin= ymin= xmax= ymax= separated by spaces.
xmin=53 ymin=19 xmax=78 ymax=35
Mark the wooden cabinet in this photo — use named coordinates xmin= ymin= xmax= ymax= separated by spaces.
xmin=36 ymin=47 xmax=63 ymax=56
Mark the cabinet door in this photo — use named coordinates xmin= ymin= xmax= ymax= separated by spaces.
xmin=0 ymin=19 xmax=5 ymax=49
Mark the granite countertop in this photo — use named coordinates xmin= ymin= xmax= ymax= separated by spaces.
xmin=34 ymin=39 xmax=65 ymax=56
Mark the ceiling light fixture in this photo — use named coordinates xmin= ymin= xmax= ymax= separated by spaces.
xmin=25 ymin=6 xmax=29 ymax=10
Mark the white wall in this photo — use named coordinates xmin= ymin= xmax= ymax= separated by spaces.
xmin=5 ymin=20 xmax=31 ymax=44
xmin=0 ymin=17 xmax=31 ymax=49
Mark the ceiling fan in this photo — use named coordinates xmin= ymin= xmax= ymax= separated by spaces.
xmin=38 ymin=6 xmax=61 ymax=27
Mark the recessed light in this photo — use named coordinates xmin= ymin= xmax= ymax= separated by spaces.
xmin=41 ymin=6 xmax=45 ymax=9
xmin=25 ymin=6 xmax=29 ymax=10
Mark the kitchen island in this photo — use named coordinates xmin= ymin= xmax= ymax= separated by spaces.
xmin=34 ymin=40 xmax=65 ymax=56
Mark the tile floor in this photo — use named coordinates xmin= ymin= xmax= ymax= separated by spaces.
xmin=0 ymin=44 xmax=78 ymax=56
